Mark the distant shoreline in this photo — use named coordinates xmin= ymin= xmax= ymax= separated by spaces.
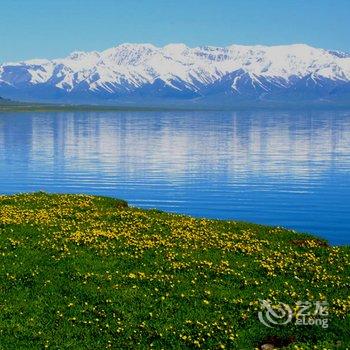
xmin=1 ymin=100 xmax=350 ymax=113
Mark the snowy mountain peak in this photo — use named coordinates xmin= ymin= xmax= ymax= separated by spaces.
xmin=327 ymin=49 xmax=350 ymax=58
xmin=1 ymin=43 xmax=350 ymax=104
xmin=163 ymin=43 xmax=188 ymax=53
xmin=68 ymin=51 xmax=100 ymax=61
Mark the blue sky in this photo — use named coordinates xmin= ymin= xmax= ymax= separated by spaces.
xmin=1 ymin=0 xmax=349 ymax=62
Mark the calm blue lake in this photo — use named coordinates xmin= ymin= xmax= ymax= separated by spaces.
xmin=0 ymin=110 xmax=349 ymax=244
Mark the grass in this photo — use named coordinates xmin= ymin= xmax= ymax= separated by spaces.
xmin=0 ymin=192 xmax=349 ymax=349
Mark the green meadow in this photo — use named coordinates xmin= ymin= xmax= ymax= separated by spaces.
xmin=0 ymin=193 xmax=349 ymax=349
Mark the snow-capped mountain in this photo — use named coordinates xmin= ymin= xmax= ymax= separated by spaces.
xmin=1 ymin=43 xmax=350 ymax=105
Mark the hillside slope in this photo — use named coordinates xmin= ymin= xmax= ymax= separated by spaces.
xmin=0 ymin=193 xmax=349 ymax=349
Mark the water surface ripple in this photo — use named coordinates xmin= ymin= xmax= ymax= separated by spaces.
xmin=0 ymin=110 xmax=349 ymax=244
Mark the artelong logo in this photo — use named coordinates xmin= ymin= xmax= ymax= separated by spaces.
xmin=258 ymin=299 xmax=329 ymax=329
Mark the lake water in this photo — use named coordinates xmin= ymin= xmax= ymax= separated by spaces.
xmin=0 ymin=110 xmax=349 ymax=245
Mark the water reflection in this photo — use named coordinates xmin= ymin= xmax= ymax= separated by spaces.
xmin=0 ymin=110 xmax=349 ymax=244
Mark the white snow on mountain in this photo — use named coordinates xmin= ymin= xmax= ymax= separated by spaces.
xmin=1 ymin=43 xmax=350 ymax=102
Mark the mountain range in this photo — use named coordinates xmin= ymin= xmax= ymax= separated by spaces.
xmin=1 ymin=43 xmax=350 ymax=106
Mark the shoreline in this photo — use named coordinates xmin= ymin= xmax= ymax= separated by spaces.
xmin=2 ymin=101 xmax=350 ymax=113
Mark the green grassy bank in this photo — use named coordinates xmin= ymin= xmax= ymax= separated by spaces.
xmin=0 ymin=193 xmax=349 ymax=349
